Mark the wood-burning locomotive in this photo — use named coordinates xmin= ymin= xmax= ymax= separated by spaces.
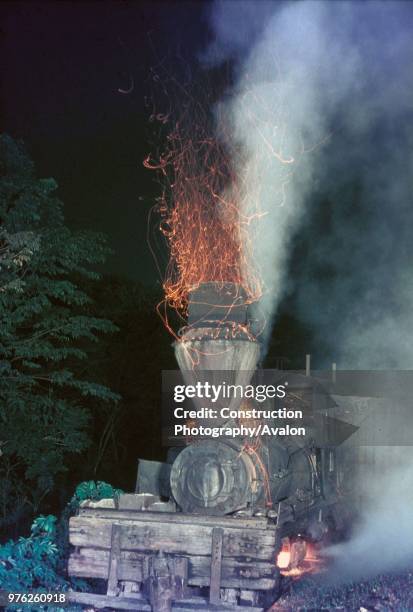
xmin=67 ymin=283 xmax=347 ymax=611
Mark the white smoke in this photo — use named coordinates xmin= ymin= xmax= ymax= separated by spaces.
xmin=205 ymin=0 xmax=363 ymax=349
xmin=327 ymin=447 xmax=413 ymax=580
xmin=206 ymin=0 xmax=413 ymax=361
xmin=205 ymin=0 xmax=413 ymax=581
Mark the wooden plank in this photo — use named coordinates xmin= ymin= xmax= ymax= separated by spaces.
xmin=121 ymin=580 xmax=142 ymax=596
xmin=69 ymin=549 xmax=278 ymax=590
xmin=118 ymin=493 xmax=161 ymax=510
xmin=189 ymin=554 xmax=277 ymax=590
xmin=209 ymin=528 xmax=223 ymax=605
xmin=69 ymin=516 xmax=276 ymax=561
xmin=173 ymin=556 xmax=188 ymax=599
xmin=68 ymin=591 xmax=264 ymax=612
xmin=67 ymin=591 xmax=151 ymax=610
xmin=171 ymin=597 xmax=264 ymax=611
xmin=147 ymin=553 xmax=174 ymax=612
xmin=78 ymin=508 xmax=271 ymax=531
xmin=80 ymin=498 xmax=116 ymax=509
xmin=68 ymin=548 xmax=144 ymax=581
xmin=107 ymin=524 xmax=121 ymax=596
xmin=239 ymin=590 xmax=259 ymax=606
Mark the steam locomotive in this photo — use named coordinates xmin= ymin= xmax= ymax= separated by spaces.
xmin=67 ymin=283 xmax=347 ymax=611
xmin=168 ymin=282 xmax=342 ymax=527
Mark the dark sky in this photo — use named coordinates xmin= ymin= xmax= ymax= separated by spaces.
xmin=1 ymin=1 xmax=210 ymax=284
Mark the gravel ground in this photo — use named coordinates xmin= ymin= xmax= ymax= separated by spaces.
xmin=271 ymin=569 xmax=413 ymax=611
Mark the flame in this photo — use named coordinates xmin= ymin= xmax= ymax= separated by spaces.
xmin=277 ymin=549 xmax=291 ymax=569
xmin=277 ymin=539 xmax=325 ymax=577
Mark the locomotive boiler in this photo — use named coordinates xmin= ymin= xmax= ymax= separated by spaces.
xmin=67 ymin=282 xmax=345 ymax=611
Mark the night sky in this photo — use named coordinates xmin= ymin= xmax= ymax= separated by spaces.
xmin=1 ymin=1 xmax=210 ymax=284
xmin=3 ymin=1 xmax=413 ymax=370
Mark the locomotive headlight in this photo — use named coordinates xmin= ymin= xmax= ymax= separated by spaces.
xmin=170 ymin=440 xmax=262 ymax=515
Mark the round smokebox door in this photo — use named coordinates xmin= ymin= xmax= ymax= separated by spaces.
xmin=170 ymin=440 xmax=256 ymax=515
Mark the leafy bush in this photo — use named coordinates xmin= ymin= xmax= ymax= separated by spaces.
xmin=0 ymin=481 xmax=123 ymax=611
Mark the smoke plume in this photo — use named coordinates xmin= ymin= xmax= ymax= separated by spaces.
xmin=328 ymin=448 xmax=413 ymax=580
xmin=205 ymin=0 xmax=413 ymax=580
xmin=205 ymin=0 xmax=413 ymax=361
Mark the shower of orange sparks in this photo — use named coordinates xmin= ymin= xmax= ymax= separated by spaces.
xmin=144 ymin=70 xmax=329 ymax=341
xmin=144 ymin=120 xmax=266 ymax=340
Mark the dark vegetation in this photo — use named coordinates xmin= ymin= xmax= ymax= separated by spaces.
xmin=0 ymin=134 xmax=178 ymax=539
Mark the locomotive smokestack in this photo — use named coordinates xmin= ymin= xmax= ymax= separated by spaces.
xmin=186 ymin=282 xmax=250 ymax=329
xmin=175 ymin=282 xmax=259 ymax=370
xmin=174 ymin=282 xmax=260 ymax=418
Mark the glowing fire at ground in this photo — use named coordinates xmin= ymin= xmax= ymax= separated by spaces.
xmin=277 ymin=549 xmax=292 ymax=570
xmin=277 ymin=538 xmax=325 ymax=578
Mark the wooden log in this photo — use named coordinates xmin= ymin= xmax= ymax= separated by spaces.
xmin=118 ymin=493 xmax=161 ymax=510
xmin=120 ymin=580 xmax=142 ymax=596
xmin=69 ymin=549 xmax=278 ymax=590
xmin=239 ymin=589 xmax=259 ymax=606
xmin=68 ymin=591 xmax=265 ymax=612
xmin=147 ymin=553 xmax=174 ymax=612
xmin=150 ymin=501 xmax=177 ymax=513
xmin=188 ymin=556 xmax=277 ymax=590
xmin=173 ymin=556 xmax=188 ymax=599
xmin=77 ymin=507 xmax=272 ymax=531
xmin=171 ymin=596 xmax=264 ymax=611
xmin=221 ymin=588 xmax=238 ymax=604
xmin=79 ymin=494 xmax=177 ymax=512
xmin=107 ymin=524 xmax=121 ymax=596
xmin=69 ymin=516 xmax=276 ymax=561
xmin=69 ymin=548 xmax=144 ymax=581
xmin=80 ymin=498 xmax=116 ymax=509
xmin=209 ymin=528 xmax=223 ymax=604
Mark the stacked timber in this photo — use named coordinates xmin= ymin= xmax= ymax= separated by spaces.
xmin=68 ymin=493 xmax=280 ymax=611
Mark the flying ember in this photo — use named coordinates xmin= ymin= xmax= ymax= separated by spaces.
xmin=144 ymin=116 xmax=265 ymax=339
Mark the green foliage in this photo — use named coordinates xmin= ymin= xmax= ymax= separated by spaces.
xmin=58 ymin=480 xmax=124 ymax=538
xmin=0 ymin=480 xmax=122 ymax=611
xmin=70 ymin=480 xmax=123 ymax=504
xmin=0 ymin=516 xmax=64 ymax=592
xmin=0 ymin=134 xmax=120 ymax=528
